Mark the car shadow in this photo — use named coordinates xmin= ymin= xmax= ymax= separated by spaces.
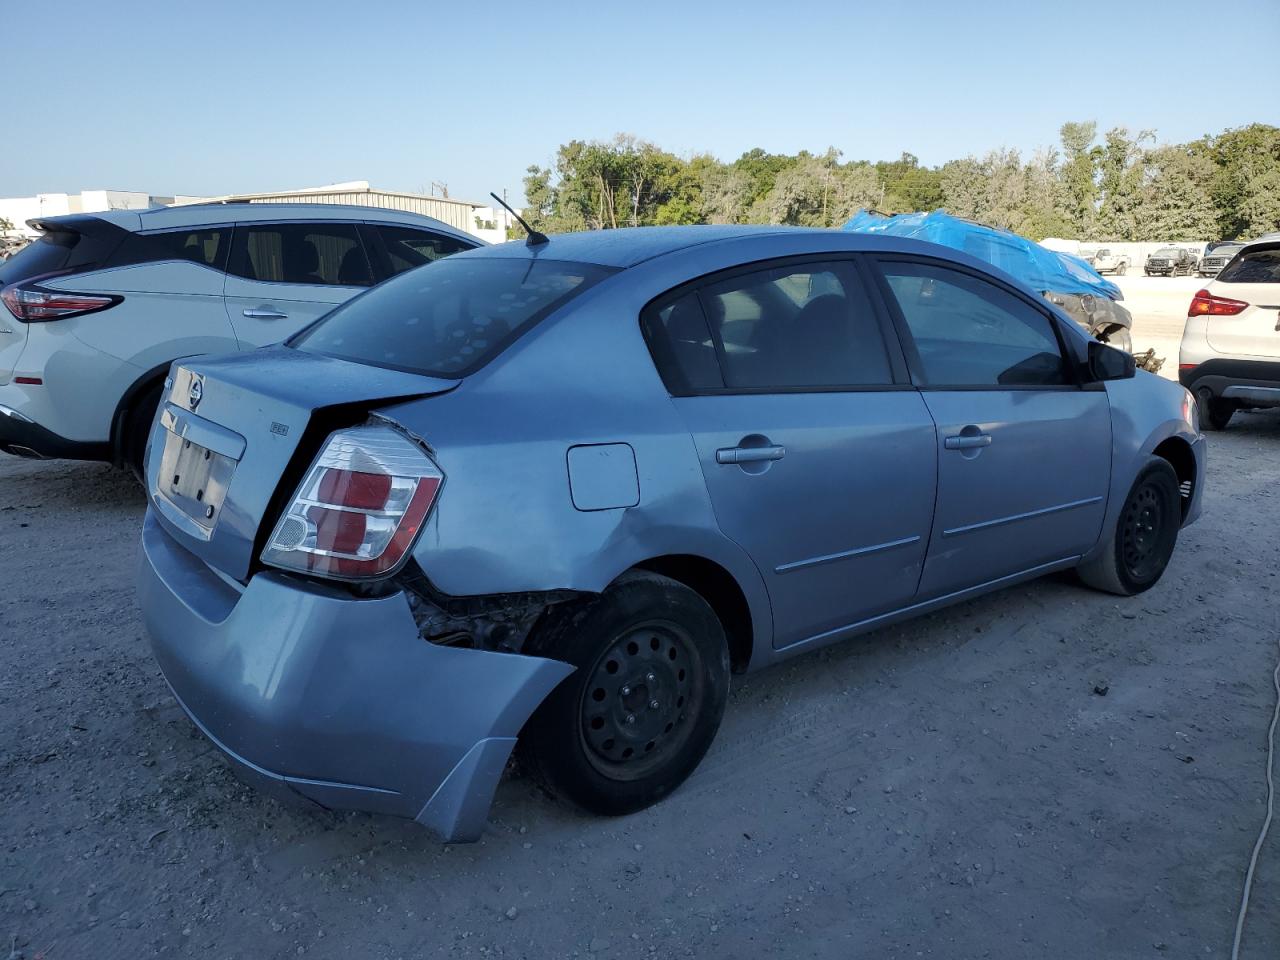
xmin=0 ymin=456 xmax=145 ymax=515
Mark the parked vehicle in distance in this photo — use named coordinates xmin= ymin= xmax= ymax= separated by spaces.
xmin=1180 ymin=238 xmax=1280 ymax=429
xmin=0 ymin=204 xmax=479 ymax=473
xmin=1080 ymin=248 xmax=1130 ymax=275
xmin=1198 ymin=242 xmax=1246 ymax=278
xmin=1145 ymin=247 xmax=1197 ymax=277
xmin=137 ymin=226 xmax=1204 ymax=841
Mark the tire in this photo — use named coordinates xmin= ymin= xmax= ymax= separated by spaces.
xmin=1196 ymin=388 xmax=1236 ymax=431
xmin=121 ymin=381 xmax=164 ymax=484
xmin=1099 ymin=324 xmax=1132 ymax=354
xmin=1076 ymin=458 xmax=1181 ymax=596
xmin=1116 ymin=262 xmax=1127 ymax=276
xmin=519 ymin=571 xmax=730 ymax=816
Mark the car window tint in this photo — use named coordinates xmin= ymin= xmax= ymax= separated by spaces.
xmin=377 ymin=225 xmax=473 ymax=276
xmin=1216 ymin=248 xmax=1280 ymax=283
xmin=291 ymin=257 xmax=615 ymax=377
xmin=641 ymin=292 xmax=723 ymax=393
xmin=110 ymin=228 xmax=229 ymax=270
xmin=230 ymin=223 xmax=372 ymax=286
xmin=880 ymin=262 xmax=1068 ymax=387
xmin=697 ymin=262 xmax=892 ymax=389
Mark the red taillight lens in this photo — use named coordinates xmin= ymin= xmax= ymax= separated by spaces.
xmin=262 ymin=424 xmax=443 ymax=580
xmin=1 ymin=282 xmax=121 ymax=322
xmin=1188 ymin=289 xmax=1248 ymax=317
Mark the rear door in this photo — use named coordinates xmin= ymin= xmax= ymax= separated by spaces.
xmin=871 ymin=257 xmax=1112 ymax=599
xmin=647 ymin=257 xmax=938 ymax=650
xmin=1206 ymin=245 xmax=1280 ymax=358
xmin=223 ymin=221 xmax=375 ymax=347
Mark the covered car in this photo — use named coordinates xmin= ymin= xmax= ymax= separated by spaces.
xmin=843 ymin=210 xmax=1134 ymax=352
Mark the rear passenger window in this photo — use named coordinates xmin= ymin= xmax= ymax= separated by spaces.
xmin=641 ymin=293 xmax=723 ymax=393
xmin=879 ymin=261 xmax=1068 ymax=387
xmin=110 ymin=228 xmax=229 ymax=270
xmin=377 ymin=225 xmax=473 ymax=276
xmin=700 ymin=262 xmax=892 ymax=390
xmin=228 ymin=223 xmax=372 ymax=286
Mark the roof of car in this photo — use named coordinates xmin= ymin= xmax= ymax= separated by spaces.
xmin=454 ymin=224 xmax=957 ymax=268
xmin=41 ymin=202 xmax=475 ymax=241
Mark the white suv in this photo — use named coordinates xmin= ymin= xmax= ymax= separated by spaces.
xmin=0 ymin=203 xmax=478 ymax=472
xmin=1179 ymin=239 xmax=1280 ymax=429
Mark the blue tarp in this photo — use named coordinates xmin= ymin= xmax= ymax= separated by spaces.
xmin=842 ymin=210 xmax=1122 ymax=301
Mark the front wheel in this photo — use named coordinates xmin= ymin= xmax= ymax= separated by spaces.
xmin=519 ymin=572 xmax=730 ymax=816
xmin=1077 ymin=458 xmax=1181 ymax=596
xmin=1098 ymin=324 xmax=1132 ymax=354
xmin=1116 ymin=263 xmax=1127 ymax=276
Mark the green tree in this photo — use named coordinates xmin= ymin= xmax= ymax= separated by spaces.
xmin=1059 ymin=121 xmax=1098 ymax=235
xmin=1138 ymin=146 xmax=1218 ymax=240
xmin=1096 ymin=126 xmax=1153 ymax=240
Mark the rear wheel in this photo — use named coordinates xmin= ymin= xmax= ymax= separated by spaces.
xmin=1077 ymin=458 xmax=1181 ymax=596
xmin=1116 ymin=262 xmax=1127 ymax=276
xmin=519 ymin=572 xmax=730 ymax=816
xmin=122 ymin=381 xmax=164 ymax=483
xmin=1196 ymin=388 xmax=1236 ymax=431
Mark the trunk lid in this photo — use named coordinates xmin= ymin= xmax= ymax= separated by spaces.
xmin=1205 ymin=282 xmax=1280 ymax=357
xmin=147 ymin=346 xmax=457 ymax=581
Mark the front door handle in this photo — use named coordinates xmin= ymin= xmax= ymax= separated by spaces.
xmin=716 ymin=444 xmax=786 ymax=464
xmin=944 ymin=433 xmax=992 ymax=450
xmin=243 ymin=308 xmax=289 ymax=320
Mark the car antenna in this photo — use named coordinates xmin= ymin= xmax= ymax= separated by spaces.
xmin=490 ymin=192 xmax=549 ymax=246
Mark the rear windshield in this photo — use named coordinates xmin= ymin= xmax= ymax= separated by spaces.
xmin=0 ymin=220 xmax=127 ymax=285
xmin=291 ymin=256 xmax=616 ymax=377
xmin=1216 ymin=247 xmax=1280 ymax=284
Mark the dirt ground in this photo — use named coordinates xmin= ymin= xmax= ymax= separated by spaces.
xmin=3 ymin=303 xmax=1280 ymax=958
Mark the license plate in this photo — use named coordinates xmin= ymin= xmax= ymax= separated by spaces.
xmin=156 ymin=427 xmax=236 ymax=536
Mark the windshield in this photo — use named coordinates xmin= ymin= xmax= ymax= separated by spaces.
xmin=1152 ymin=248 xmax=1180 ymax=257
xmin=291 ymin=256 xmax=617 ymax=377
xmin=1216 ymin=247 xmax=1280 ymax=284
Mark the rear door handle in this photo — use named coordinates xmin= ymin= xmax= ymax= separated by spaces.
xmin=716 ymin=444 xmax=786 ymax=464
xmin=242 ymin=308 xmax=289 ymax=320
xmin=944 ymin=433 xmax=992 ymax=450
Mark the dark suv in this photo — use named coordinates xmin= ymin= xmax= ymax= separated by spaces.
xmin=1145 ymin=247 xmax=1197 ymax=277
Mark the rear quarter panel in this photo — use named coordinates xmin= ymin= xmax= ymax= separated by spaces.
xmin=386 ymin=261 xmax=776 ymax=663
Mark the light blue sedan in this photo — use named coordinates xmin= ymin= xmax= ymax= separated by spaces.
xmin=137 ymin=226 xmax=1205 ymax=841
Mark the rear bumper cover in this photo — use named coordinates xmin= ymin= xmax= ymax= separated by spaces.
xmin=0 ymin=402 xmax=110 ymax=460
xmin=137 ymin=511 xmax=574 ymax=841
xmin=1180 ymin=358 xmax=1280 ymax=406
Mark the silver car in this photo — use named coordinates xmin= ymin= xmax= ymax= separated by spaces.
xmin=137 ymin=226 xmax=1205 ymax=841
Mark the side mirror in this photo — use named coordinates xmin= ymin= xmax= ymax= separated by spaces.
xmin=1088 ymin=339 xmax=1136 ymax=381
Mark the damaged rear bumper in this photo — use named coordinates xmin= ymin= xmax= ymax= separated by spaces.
xmin=137 ymin=510 xmax=574 ymax=841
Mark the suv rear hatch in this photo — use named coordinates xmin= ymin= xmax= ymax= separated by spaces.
xmin=147 ymin=346 xmax=458 ymax=581
xmin=0 ymin=216 xmax=131 ymax=383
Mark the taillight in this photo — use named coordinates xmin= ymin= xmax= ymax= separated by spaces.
xmin=1 ymin=282 xmax=122 ymax=322
xmin=262 ymin=424 xmax=443 ymax=580
xmin=1188 ymin=289 xmax=1248 ymax=317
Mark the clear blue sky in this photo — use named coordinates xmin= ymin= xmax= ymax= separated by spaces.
xmin=7 ymin=0 xmax=1278 ymax=205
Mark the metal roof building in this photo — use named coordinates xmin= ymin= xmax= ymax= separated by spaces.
xmin=190 ymin=181 xmax=504 ymax=242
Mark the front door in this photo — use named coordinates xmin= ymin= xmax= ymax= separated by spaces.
xmin=223 ymin=221 xmax=375 ymax=348
xmin=873 ymin=258 xmax=1112 ymax=599
xmin=646 ymin=258 xmax=939 ymax=649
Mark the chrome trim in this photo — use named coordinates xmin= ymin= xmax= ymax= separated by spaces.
xmin=0 ymin=404 xmax=33 ymax=423
xmin=942 ymin=496 xmax=1104 ymax=539
xmin=775 ymin=534 xmax=921 ymax=574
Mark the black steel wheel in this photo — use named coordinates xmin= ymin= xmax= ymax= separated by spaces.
xmin=520 ymin=572 xmax=730 ymax=816
xmin=1113 ymin=460 xmax=1180 ymax=593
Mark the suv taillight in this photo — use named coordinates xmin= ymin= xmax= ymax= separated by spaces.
xmin=262 ymin=424 xmax=443 ymax=580
xmin=1188 ymin=289 xmax=1248 ymax=317
xmin=0 ymin=281 xmax=122 ymax=321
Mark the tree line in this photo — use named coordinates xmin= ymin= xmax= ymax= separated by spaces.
xmin=520 ymin=122 xmax=1280 ymax=243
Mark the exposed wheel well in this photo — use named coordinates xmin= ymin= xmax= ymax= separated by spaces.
xmin=110 ymin=364 xmax=169 ymax=466
xmin=631 ymin=555 xmax=754 ymax=673
xmin=1152 ymin=436 xmax=1196 ymax=522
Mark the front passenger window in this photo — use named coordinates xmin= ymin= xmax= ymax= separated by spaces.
xmin=879 ymin=262 xmax=1068 ymax=387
